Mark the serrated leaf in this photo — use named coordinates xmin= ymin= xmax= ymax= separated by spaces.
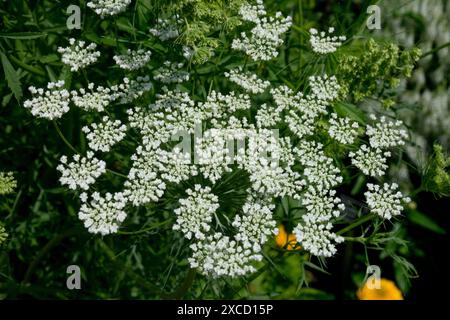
xmin=0 ymin=51 xmax=22 ymax=102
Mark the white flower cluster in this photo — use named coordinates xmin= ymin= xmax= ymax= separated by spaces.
xmin=366 ymin=115 xmax=408 ymax=149
xmin=232 ymin=1 xmax=292 ymax=60
xmin=79 ymin=192 xmax=127 ymax=235
xmin=255 ymin=103 xmax=282 ymax=128
xmin=309 ymin=27 xmax=346 ymax=54
xmin=82 ymin=116 xmax=127 ymax=152
xmin=301 ymin=187 xmax=345 ymax=223
xmin=349 ymin=144 xmax=391 ymax=177
xmin=224 ymin=67 xmax=270 ymax=94
xmin=114 ymin=76 xmax=153 ymax=104
xmin=0 ymin=172 xmax=17 ymax=195
xmin=58 ymin=39 xmax=100 ymax=72
xmin=328 ymin=113 xmax=360 ymax=144
xmin=87 ymin=0 xmax=132 ymax=18
xmin=113 ymin=49 xmax=152 ymax=70
xmin=149 ymin=15 xmax=182 ymax=41
xmin=365 ymin=183 xmax=411 ymax=220
xmin=71 ymin=83 xmax=114 ymax=112
xmin=24 ymin=81 xmax=70 ymax=120
xmin=293 ymin=218 xmax=344 ymax=257
xmin=173 ymin=185 xmax=219 ymax=240
xmin=57 ymin=152 xmax=106 ymax=190
xmin=189 ymin=232 xmax=263 ymax=278
xmin=154 ymin=61 xmax=190 ymax=84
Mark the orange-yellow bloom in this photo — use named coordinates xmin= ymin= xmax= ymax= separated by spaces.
xmin=275 ymin=224 xmax=301 ymax=251
xmin=357 ymin=278 xmax=403 ymax=300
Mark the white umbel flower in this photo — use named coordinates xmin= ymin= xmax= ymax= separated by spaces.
xmin=82 ymin=116 xmax=127 ymax=152
xmin=154 ymin=61 xmax=189 ymax=84
xmin=328 ymin=113 xmax=360 ymax=144
xmin=301 ymin=186 xmax=345 ymax=223
xmin=303 ymin=154 xmax=343 ymax=190
xmin=309 ymin=75 xmax=341 ymax=103
xmin=57 ymin=151 xmax=106 ymax=190
xmin=113 ymin=49 xmax=152 ymax=70
xmin=270 ymin=85 xmax=303 ymax=112
xmin=113 ymin=76 xmax=153 ymax=104
xmin=173 ymin=185 xmax=220 ymax=240
xmin=232 ymin=200 xmax=277 ymax=248
xmin=87 ymin=0 xmax=132 ymax=18
xmin=225 ymin=67 xmax=270 ymax=94
xmin=159 ymin=148 xmax=198 ymax=184
xmin=309 ymin=27 xmax=346 ymax=54
xmin=71 ymin=83 xmax=115 ymax=112
xmin=255 ymin=103 xmax=282 ymax=128
xmin=293 ymin=218 xmax=344 ymax=257
xmin=78 ymin=192 xmax=127 ymax=235
xmin=239 ymin=0 xmax=266 ymax=23
xmin=366 ymin=115 xmax=408 ymax=149
xmin=285 ymin=110 xmax=317 ymax=138
xmin=293 ymin=140 xmax=324 ymax=166
xmin=349 ymin=145 xmax=391 ymax=177
xmin=24 ymin=81 xmax=70 ymax=120
xmin=232 ymin=2 xmax=292 ymax=61
xmin=0 ymin=172 xmax=17 ymax=195
xmin=189 ymin=232 xmax=263 ymax=278
xmin=58 ymin=38 xmax=100 ymax=72
xmin=365 ymin=183 xmax=411 ymax=220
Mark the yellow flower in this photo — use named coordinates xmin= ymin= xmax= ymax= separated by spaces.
xmin=275 ymin=224 xmax=301 ymax=251
xmin=357 ymin=278 xmax=403 ymax=300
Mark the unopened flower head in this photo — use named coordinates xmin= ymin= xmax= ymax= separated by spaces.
xmin=24 ymin=81 xmax=70 ymax=120
xmin=309 ymin=27 xmax=346 ymax=54
xmin=0 ymin=172 xmax=17 ymax=195
xmin=57 ymin=151 xmax=106 ymax=190
xmin=58 ymin=39 xmax=100 ymax=72
xmin=365 ymin=183 xmax=411 ymax=220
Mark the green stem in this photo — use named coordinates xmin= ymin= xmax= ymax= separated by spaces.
xmin=421 ymin=41 xmax=450 ymax=59
xmin=53 ymin=121 xmax=79 ymax=154
xmin=336 ymin=214 xmax=375 ymax=236
xmin=117 ymin=220 xmax=171 ymax=235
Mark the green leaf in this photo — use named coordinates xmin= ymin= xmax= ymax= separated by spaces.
xmin=333 ymin=102 xmax=367 ymax=124
xmin=407 ymin=210 xmax=446 ymax=234
xmin=0 ymin=32 xmax=46 ymax=39
xmin=0 ymin=51 xmax=22 ymax=102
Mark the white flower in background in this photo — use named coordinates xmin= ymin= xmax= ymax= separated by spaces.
xmin=113 ymin=76 xmax=153 ymax=104
xmin=350 ymin=145 xmax=391 ymax=177
xmin=232 ymin=1 xmax=292 ymax=61
xmin=225 ymin=67 xmax=270 ymax=94
xmin=365 ymin=183 xmax=411 ymax=220
xmin=188 ymin=232 xmax=263 ymax=278
xmin=153 ymin=61 xmax=190 ymax=84
xmin=309 ymin=27 xmax=346 ymax=54
xmin=57 ymin=152 xmax=106 ymax=190
xmin=71 ymin=83 xmax=115 ymax=112
xmin=0 ymin=172 xmax=17 ymax=195
xmin=293 ymin=218 xmax=344 ymax=257
xmin=149 ymin=15 xmax=182 ymax=41
xmin=87 ymin=0 xmax=131 ymax=18
xmin=366 ymin=115 xmax=408 ymax=149
xmin=24 ymin=81 xmax=70 ymax=120
xmin=309 ymin=75 xmax=341 ymax=103
xmin=232 ymin=200 xmax=277 ymax=247
xmin=173 ymin=185 xmax=220 ymax=240
xmin=113 ymin=49 xmax=152 ymax=70
xmin=58 ymin=39 xmax=100 ymax=72
xmin=82 ymin=116 xmax=127 ymax=152
xmin=78 ymin=192 xmax=127 ymax=235
xmin=328 ymin=113 xmax=360 ymax=144
xmin=301 ymin=186 xmax=345 ymax=223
